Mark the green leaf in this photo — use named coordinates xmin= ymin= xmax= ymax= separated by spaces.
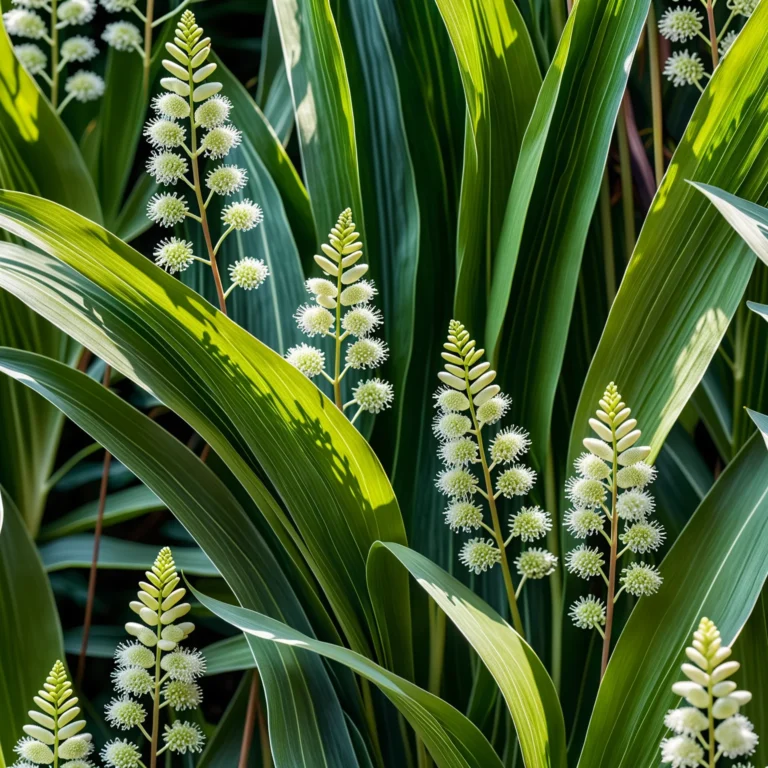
xmin=747 ymin=407 xmax=768 ymax=448
xmin=748 ymin=300 xmax=768 ymax=322
xmin=576 ymin=433 xmax=768 ymax=767
xmin=39 ymin=484 xmax=164 ymax=540
xmin=0 ymin=347 xmax=362 ymax=766
xmin=63 ymin=625 xmax=124 ymax=659
xmin=204 ymin=635 xmax=254 ymax=676
xmin=0 ymin=489 xmax=64 ymax=764
xmin=191 ymin=584 xmax=505 ymax=768
xmin=368 ymin=543 xmax=567 ymax=768
xmin=433 ymin=0 xmax=541 ymax=336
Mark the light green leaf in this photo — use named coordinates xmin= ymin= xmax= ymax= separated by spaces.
xmin=204 ymin=635 xmax=254 ymax=676
xmin=577 ymin=433 xmax=768 ymax=767
xmin=749 ymin=300 xmax=768 ymax=322
xmin=747 ymin=407 xmax=768 ymax=448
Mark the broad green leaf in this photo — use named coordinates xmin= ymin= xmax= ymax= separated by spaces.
xmin=433 ymin=0 xmax=541 ymax=336
xmin=39 ymin=534 xmax=219 ymax=575
xmin=0 ymin=202 xmax=408 ymax=662
xmin=204 ymin=635 xmax=254 ymax=676
xmin=576 ymin=433 xmax=768 ymax=767
xmin=368 ymin=543 xmax=567 ymax=768
xmin=39 ymin=484 xmax=164 ymax=540
xmin=0 ymin=490 xmax=64 ymax=765
xmin=192 ymin=585 xmax=505 ymax=768
xmin=0 ymin=347 xmax=362 ymax=766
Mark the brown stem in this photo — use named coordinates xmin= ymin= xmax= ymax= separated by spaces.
xmin=76 ymin=364 xmax=112 ymax=688
xmin=706 ymin=0 xmax=719 ymax=69
xmin=600 ymin=430 xmax=619 ymax=678
xmin=238 ymin=670 xmax=270 ymax=768
xmin=142 ymin=0 xmax=155 ymax=99
xmin=647 ymin=5 xmax=664 ymax=187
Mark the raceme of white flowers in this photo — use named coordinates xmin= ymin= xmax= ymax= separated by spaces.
xmin=5 ymin=0 xmax=104 ymax=113
xmin=660 ymin=617 xmax=759 ymax=767
xmin=145 ymin=11 xmax=267 ymax=307
xmin=12 ymin=660 xmax=96 ymax=766
xmin=434 ymin=320 xmax=557 ymax=595
xmin=102 ymin=547 xmax=206 ymax=767
xmin=659 ymin=0 xmax=758 ymax=90
xmin=566 ymin=382 xmax=663 ymax=636
xmin=285 ymin=208 xmax=394 ymax=424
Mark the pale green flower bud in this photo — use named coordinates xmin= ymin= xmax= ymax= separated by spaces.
xmin=496 ymin=465 xmax=536 ymax=498
xmin=569 ymin=595 xmax=606 ymax=630
xmin=435 ymin=467 xmax=478 ymax=498
xmin=459 ymin=538 xmax=500 ymax=574
xmin=57 ymin=0 xmax=95 ymax=24
xmin=194 ymin=95 xmax=232 ymax=128
xmin=286 ymin=344 xmax=325 ymax=378
xmin=160 ymin=648 xmax=206 ymax=682
xmin=200 ymin=125 xmax=241 ymax=159
xmin=206 ymin=164 xmax=247 ymax=196
xmin=509 ymin=506 xmax=551 ymax=542
xmin=345 ymin=338 xmax=388 ymax=369
xmin=102 ymin=21 xmax=141 ymax=51
xmin=64 ymin=71 xmax=104 ymax=102
xmin=101 ymin=739 xmax=141 ymax=768
xmin=221 ymin=199 xmax=263 ymax=231
xmin=229 ymin=257 xmax=269 ymax=290
xmin=4 ymin=9 xmax=46 ymax=38
xmin=443 ymin=500 xmax=483 ymax=532
xmin=60 ymin=36 xmax=97 ymax=62
xmin=163 ymin=721 xmax=205 ymax=754
xmin=620 ymin=562 xmax=662 ymax=596
xmin=515 ymin=548 xmax=558 ymax=579
xmin=664 ymin=51 xmax=706 ymax=88
xmin=565 ymin=545 xmax=605 ymax=579
xmin=433 ymin=412 xmax=472 ymax=441
xmin=490 ymin=427 xmax=530 ymax=464
xmin=14 ymin=43 xmax=47 ymax=74
xmin=352 ymin=378 xmax=394 ymax=414
xmin=147 ymin=192 xmax=188 ymax=227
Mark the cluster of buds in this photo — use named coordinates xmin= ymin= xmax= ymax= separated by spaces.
xmin=98 ymin=0 xmax=143 ymax=56
xmin=286 ymin=208 xmax=393 ymax=424
xmin=434 ymin=320 xmax=557 ymax=599
xmin=5 ymin=0 xmax=104 ymax=113
xmin=660 ymin=617 xmax=759 ymax=767
xmin=145 ymin=11 xmax=267 ymax=306
xmin=12 ymin=660 xmax=96 ymax=766
xmin=102 ymin=547 xmax=206 ymax=767
xmin=659 ymin=0 xmax=758 ymax=90
xmin=566 ymin=383 xmax=663 ymax=635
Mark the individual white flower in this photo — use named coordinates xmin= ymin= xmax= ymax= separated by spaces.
xmin=719 ymin=29 xmax=739 ymax=57
xmin=286 ymin=344 xmax=325 ymax=378
xmin=475 ymin=394 xmax=511 ymax=425
xmin=459 ymin=538 xmax=500 ymax=575
xmin=206 ymin=165 xmax=248 ymax=196
xmin=144 ymin=117 xmax=186 ymax=149
xmin=664 ymin=707 xmax=709 ymax=737
xmin=154 ymin=237 xmax=195 ymax=273
xmin=616 ymin=461 xmax=656 ymax=489
xmin=102 ymin=21 xmax=142 ymax=52
xmin=496 ymin=465 xmax=536 ymax=497
xmin=160 ymin=648 xmax=206 ymax=682
xmin=714 ymin=715 xmax=758 ymax=758
xmin=490 ymin=427 xmax=530 ymax=465
xmin=509 ymin=506 xmax=551 ymax=542
xmin=294 ymin=304 xmax=334 ymax=337
xmin=147 ymin=192 xmax=188 ymax=227
xmin=620 ymin=562 xmax=663 ymax=596
xmin=433 ymin=412 xmax=471 ymax=441
xmin=64 ymin=71 xmax=104 ymax=102
xmin=115 ymin=641 xmax=155 ymax=669
xmin=14 ymin=737 xmax=54 ymax=764
xmin=57 ymin=735 xmax=93 ymax=760
xmin=3 ymin=9 xmax=46 ymax=38
xmin=515 ymin=548 xmax=558 ymax=579
xmin=342 ymin=305 xmax=382 ymax=337
xmin=221 ymin=199 xmax=263 ymax=231
xmin=194 ymin=95 xmax=233 ymax=129
xmin=200 ymin=124 xmax=241 ymax=159
xmin=152 ymin=92 xmax=190 ymax=120
xmin=346 ymin=338 xmax=388 ymax=369
xmin=620 ymin=520 xmax=666 ymax=553
xmin=163 ymin=680 xmax=202 ymax=710
xmin=565 ymin=546 xmax=605 ymax=579
xmin=569 ymin=595 xmax=606 ymax=630
xmin=101 ymin=739 xmax=141 ymax=768
xmin=11 ymin=0 xmax=49 ymax=7
xmin=57 ymin=0 xmax=95 ymax=26
xmin=100 ymin=0 xmax=137 ymax=11
xmin=565 ymin=477 xmax=607 ymax=509
xmin=434 ymin=387 xmax=470 ymax=412
xmin=658 ymin=7 xmax=703 ymax=42
xmin=60 ymin=36 xmax=98 ymax=62
xmin=305 ymin=277 xmax=337 ymax=299
xmin=104 ymin=698 xmax=146 ymax=730
xmin=444 ymin=500 xmax=484 ymax=532
xmin=340 ymin=280 xmax=377 ymax=306
xmin=353 ymin=378 xmax=394 ymax=414
xmin=229 ymin=257 xmax=269 ymax=290
xmin=111 ymin=666 xmax=154 ymax=696
xmin=727 ymin=0 xmax=758 ymax=15
xmin=435 ymin=467 xmax=478 ymax=498
xmin=660 ymin=735 xmax=704 ymax=767
xmin=616 ymin=488 xmax=654 ymax=521
xmin=664 ymin=51 xmax=706 ymax=88
xmin=565 ymin=507 xmax=604 ymax=538
xmin=146 ymin=151 xmax=188 ymax=185
xmin=163 ymin=721 xmax=205 ymax=754
xmin=439 ymin=436 xmax=478 ymax=466
xmin=14 ymin=43 xmax=47 ymax=74
xmin=574 ymin=452 xmax=611 ymax=481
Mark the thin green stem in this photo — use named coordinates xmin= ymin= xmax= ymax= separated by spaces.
xmin=600 ymin=424 xmax=619 ymax=678
xmin=55 ymin=91 xmax=74 ymax=115
xmin=149 ymin=584 xmax=163 ymax=768
xmin=717 ymin=11 xmax=736 ymax=41
xmin=647 ymin=5 xmax=665 ymax=187
xmin=427 ymin=602 xmax=446 ymax=697
xmin=333 ymin=266 xmax=344 ymax=410
xmin=544 ymin=442 xmax=562 ymax=691
xmin=514 ymin=575 xmax=528 ymax=599
xmin=617 ymin=99 xmax=635 ymax=261
xmin=152 ymin=0 xmax=193 ymax=27
xmin=142 ymin=0 xmax=155 ymax=99
xmin=50 ymin=0 xmax=58 ymax=108
xmin=707 ymin=667 xmax=715 ymax=767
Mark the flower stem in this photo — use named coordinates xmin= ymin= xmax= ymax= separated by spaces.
xmin=149 ymin=587 xmax=163 ymax=768
xmin=706 ymin=0 xmax=719 ymax=69
xmin=50 ymin=0 xmax=58 ymax=108
xmin=617 ymin=98 xmax=635 ymax=261
xmin=333 ymin=266 xmax=344 ymax=410
xmin=238 ymin=670 xmax=271 ymax=768
xmin=647 ymin=4 xmax=665 ymax=187
xmin=143 ymin=0 xmax=155 ymax=100
xmin=600 ymin=427 xmax=619 ymax=678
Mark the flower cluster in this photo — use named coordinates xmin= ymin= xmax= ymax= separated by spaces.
xmin=102 ymin=547 xmax=206 ymax=766
xmin=660 ymin=617 xmax=759 ymax=767
xmin=286 ymin=208 xmax=393 ymax=424
xmin=5 ymin=0 xmax=104 ymax=112
xmin=145 ymin=11 xmax=266 ymax=307
xmin=12 ymin=660 xmax=96 ymax=766
xmin=566 ymin=383 xmax=663 ymax=636
xmin=659 ymin=0 xmax=757 ymax=90
xmin=435 ymin=320 xmax=557 ymax=596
